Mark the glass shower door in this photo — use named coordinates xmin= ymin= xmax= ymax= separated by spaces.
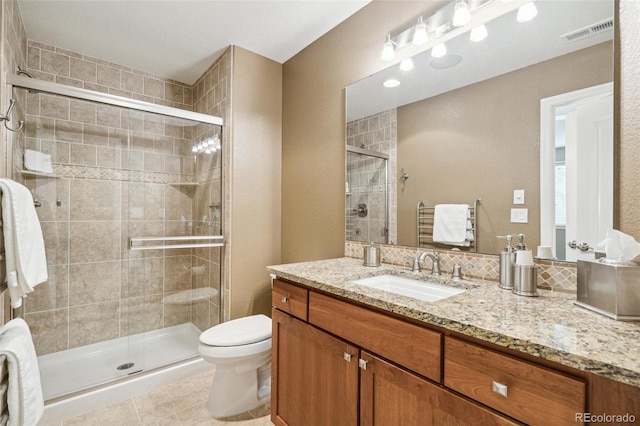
xmin=12 ymin=81 xmax=223 ymax=400
xmin=346 ymin=148 xmax=389 ymax=244
xmin=122 ymin=109 xmax=224 ymax=375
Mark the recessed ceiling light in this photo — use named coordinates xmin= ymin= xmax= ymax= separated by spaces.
xmin=383 ymin=79 xmax=401 ymax=88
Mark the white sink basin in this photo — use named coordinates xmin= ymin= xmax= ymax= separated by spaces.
xmin=352 ymin=275 xmax=465 ymax=302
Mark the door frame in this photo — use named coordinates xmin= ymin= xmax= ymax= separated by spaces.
xmin=539 ymin=82 xmax=613 ymax=257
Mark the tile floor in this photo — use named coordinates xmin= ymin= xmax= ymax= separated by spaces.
xmin=47 ymin=370 xmax=273 ymax=426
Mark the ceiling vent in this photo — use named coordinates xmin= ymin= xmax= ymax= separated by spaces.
xmin=561 ymin=18 xmax=614 ymax=43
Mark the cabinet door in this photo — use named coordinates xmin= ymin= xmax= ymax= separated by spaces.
xmin=272 ymin=308 xmax=359 ymax=426
xmin=360 ymin=351 xmax=518 ymax=426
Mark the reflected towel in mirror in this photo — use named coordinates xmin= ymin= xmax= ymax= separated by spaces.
xmin=433 ymin=204 xmax=473 ymax=247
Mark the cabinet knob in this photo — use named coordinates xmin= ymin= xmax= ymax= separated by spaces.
xmin=343 ymin=353 xmax=352 ymax=362
xmin=492 ymin=381 xmax=508 ymax=397
xmin=358 ymin=359 xmax=368 ymax=370
xmin=281 ymin=296 xmax=288 ymax=303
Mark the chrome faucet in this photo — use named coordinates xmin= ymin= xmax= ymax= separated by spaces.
xmin=408 ymin=251 xmax=440 ymax=275
xmin=422 ymin=252 xmax=441 ymax=276
xmin=408 ymin=252 xmax=429 ymax=272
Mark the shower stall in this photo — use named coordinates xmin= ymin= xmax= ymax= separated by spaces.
xmin=6 ymin=74 xmax=224 ymax=401
xmin=346 ymin=145 xmax=389 ymax=244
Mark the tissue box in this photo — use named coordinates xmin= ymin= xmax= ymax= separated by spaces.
xmin=576 ymin=259 xmax=640 ymax=321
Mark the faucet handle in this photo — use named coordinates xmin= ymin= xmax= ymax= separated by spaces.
xmin=406 ymin=255 xmax=422 ymax=272
xmin=452 ymin=264 xmax=463 ymax=280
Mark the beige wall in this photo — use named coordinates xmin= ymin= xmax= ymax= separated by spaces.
xmin=230 ymin=46 xmax=282 ymax=318
xmin=396 ymin=42 xmax=612 ymax=253
xmin=618 ymin=1 xmax=640 ymax=236
xmin=283 ymin=0 xmax=638 ymax=262
xmin=282 ymin=1 xmax=436 ymax=263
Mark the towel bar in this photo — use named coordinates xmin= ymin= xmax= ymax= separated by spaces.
xmin=0 ymin=354 xmax=7 ymax=426
xmin=416 ymin=199 xmax=481 ymax=252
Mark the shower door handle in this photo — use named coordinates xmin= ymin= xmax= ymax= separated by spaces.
xmin=129 ymin=235 xmax=224 ymax=250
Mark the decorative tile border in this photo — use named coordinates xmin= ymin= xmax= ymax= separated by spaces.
xmin=345 ymin=240 xmax=577 ymax=293
xmin=53 ymin=163 xmax=194 ymax=184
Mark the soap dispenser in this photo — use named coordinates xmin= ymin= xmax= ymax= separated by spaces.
xmin=512 ymin=234 xmax=538 ymax=297
xmin=498 ymin=235 xmax=515 ymax=290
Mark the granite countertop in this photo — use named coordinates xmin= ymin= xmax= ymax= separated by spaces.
xmin=268 ymin=257 xmax=640 ymax=388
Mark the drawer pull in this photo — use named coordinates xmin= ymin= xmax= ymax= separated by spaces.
xmin=358 ymin=359 xmax=368 ymax=370
xmin=492 ymin=381 xmax=508 ymax=397
xmin=343 ymin=353 xmax=352 ymax=362
xmin=281 ymin=296 xmax=288 ymax=303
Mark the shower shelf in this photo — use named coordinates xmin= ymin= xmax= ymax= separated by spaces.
xmin=163 ymin=287 xmax=219 ymax=305
xmin=19 ymin=170 xmax=59 ymax=178
xmin=170 ymin=182 xmax=198 ymax=187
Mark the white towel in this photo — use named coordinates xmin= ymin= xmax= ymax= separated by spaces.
xmin=0 ymin=179 xmax=48 ymax=308
xmin=24 ymin=150 xmax=53 ymax=174
xmin=433 ymin=204 xmax=473 ymax=247
xmin=0 ymin=318 xmax=44 ymax=426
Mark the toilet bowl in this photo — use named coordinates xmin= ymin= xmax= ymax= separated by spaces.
xmin=198 ymin=314 xmax=272 ymax=418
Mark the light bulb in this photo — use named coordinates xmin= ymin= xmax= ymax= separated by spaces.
xmin=383 ymin=79 xmax=400 ymax=88
xmin=431 ymin=42 xmax=447 ymax=58
xmin=381 ymin=34 xmax=395 ymax=61
xmin=192 ymin=146 xmax=198 ymax=153
xmin=470 ymin=24 xmax=488 ymax=42
xmin=452 ymin=0 xmax=471 ymax=27
xmin=197 ymin=142 xmax=204 ymax=151
xmin=400 ymin=58 xmax=414 ymax=71
xmin=517 ymin=2 xmax=537 ymax=23
xmin=412 ymin=17 xmax=428 ymax=46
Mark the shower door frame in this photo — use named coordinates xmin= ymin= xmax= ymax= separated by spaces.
xmin=7 ymin=74 xmax=223 ymax=126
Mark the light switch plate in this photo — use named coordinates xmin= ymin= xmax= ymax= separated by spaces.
xmin=513 ymin=189 xmax=525 ymax=205
xmin=511 ymin=208 xmax=528 ymax=223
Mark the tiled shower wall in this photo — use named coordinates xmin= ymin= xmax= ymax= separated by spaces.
xmin=13 ymin=40 xmax=224 ymax=355
xmin=346 ymin=109 xmax=397 ymax=244
xmin=191 ymin=50 xmax=232 ymax=322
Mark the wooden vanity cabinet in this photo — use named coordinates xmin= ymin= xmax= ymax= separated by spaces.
xmin=360 ymin=351 xmax=518 ymax=426
xmin=271 ymin=278 xmax=637 ymax=426
xmin=444 ymin=337 xmax=585 ymax=425
xmin=271 ymin=308 xmax=358 ymax=426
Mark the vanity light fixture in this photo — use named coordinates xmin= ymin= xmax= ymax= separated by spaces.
xmin=381 ymin=34 xmax=396 ymax=61
xmin=400 ymin=58 xmax=414 ymax=71
xmin=452 ymin=0 xmax=471 ymax=27
xmin=412 ymin=17 xmax=429 ymax=45
xmin=383 ymin=79 xmax=400 ymax=88
xmin=516 ymin=1 xmax=538 ymax=23
xmin=470 ymin=24 xmax=488 ymax=42
xmin=431 ymin=42 xmax=447 ymax=58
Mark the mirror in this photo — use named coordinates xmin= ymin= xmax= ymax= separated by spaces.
xmin=345 ymin=0 xmax=614 ymax=260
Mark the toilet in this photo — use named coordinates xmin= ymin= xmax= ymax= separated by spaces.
xmin=198 ymin=314 xmax=272 ymax=418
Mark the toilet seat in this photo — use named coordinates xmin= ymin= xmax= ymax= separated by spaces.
xmin=199 ymin=337 xmax=272 ymax=359
xmin=199 ymin=314 xmax=271 ymax=347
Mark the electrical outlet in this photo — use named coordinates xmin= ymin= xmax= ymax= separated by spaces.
xmin=511 ymin=208 xmax=528 ymax=223
xmin=513 ymin=189 xmax=525 ymax=205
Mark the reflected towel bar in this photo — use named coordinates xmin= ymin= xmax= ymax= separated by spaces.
xmin=129 ymin=235 xmax=224 ymax=251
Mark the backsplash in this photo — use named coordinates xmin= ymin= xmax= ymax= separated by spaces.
xmin=345 ymin=240 xmax=577 ymax=293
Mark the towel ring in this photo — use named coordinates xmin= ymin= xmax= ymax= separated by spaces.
xmin=0 ymin=99 xmax=24 ymax=133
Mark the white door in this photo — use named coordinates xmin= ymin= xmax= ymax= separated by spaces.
xmin=564 ymin=93 xmax=613 ymax=261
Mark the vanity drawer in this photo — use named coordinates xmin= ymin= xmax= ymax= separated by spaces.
xmin=444 ymin=337 xmax=586 ymax=425
xmin=309 ymin=291 xmax=442 ymax=382
xmin=272 ymin=279 xmax=308 ymax=321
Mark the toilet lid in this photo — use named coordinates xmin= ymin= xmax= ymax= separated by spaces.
xmin=199 ymin=314 xmax=272 ymax=346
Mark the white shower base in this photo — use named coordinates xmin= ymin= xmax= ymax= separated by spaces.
xmin=38 ymin=323 xmax=213 ymax=425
